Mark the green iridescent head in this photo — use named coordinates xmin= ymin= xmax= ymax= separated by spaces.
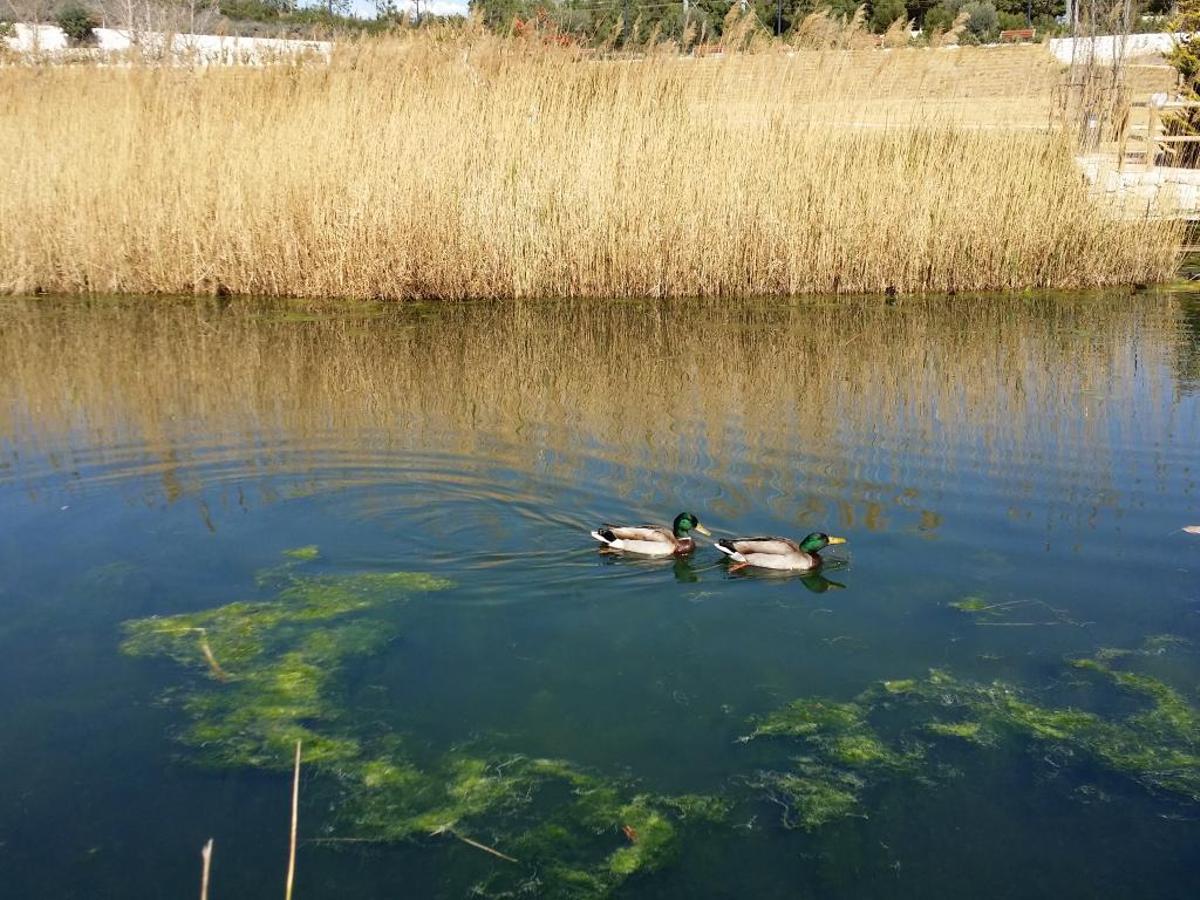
xmin=799 ymin=532 xmax=847 ymax=553
xmin=672 ymin=512 xmax=711 ymax=539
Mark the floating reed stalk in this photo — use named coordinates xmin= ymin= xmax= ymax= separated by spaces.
xmin=450 ymin=830 xmax=519 ymax=864
xmin=0 ymin=31 xmax=1181 ymax=299
xmin=200 ymin=838 xmax=214 ymax=900
xmin=285 ymin=741 xmax=301 ymax=900
xmin=199 ymin=637 xmax=229 ymax=682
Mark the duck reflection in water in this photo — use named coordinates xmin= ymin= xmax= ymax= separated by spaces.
xmin=608 ymin=555 xmax=846 ymax=593
xmin=722 ymin=562 xmax=848 ymax=593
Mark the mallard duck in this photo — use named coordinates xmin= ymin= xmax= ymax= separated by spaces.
xmin=714 ymin=532 xmax=846 ymax=572
xmin=590 ymin=512 xmax=712 ymax=557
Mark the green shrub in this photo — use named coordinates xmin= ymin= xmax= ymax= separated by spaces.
xmin=1031 ymin=13 xmax=1060 ymax=38
xmin=997 ymin=11 xmax=1026 ymax=32
xmin=993 ymin=0 xmax=1055 ymax=15
xmin=960 ymin=0 xmax=998 ymax=42
xmin=56 ymin=4 xmax=98 ymax=45
xmin=922 ymin=3 xmax=956 ymax=33
xmin=870 ymin=0 xmax=908 ymax=32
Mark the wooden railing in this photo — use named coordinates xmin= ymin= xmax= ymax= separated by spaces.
xmin=1118 ymin=98 xmax=1200 ymax=169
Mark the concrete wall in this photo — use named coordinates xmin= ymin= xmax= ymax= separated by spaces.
xmin=1078 ymin=152 xmax=1200 ymax=219
xmin=3 ymin=23 xmax=331 ymax=64
xmin=1047 ymin=33 xmax=1177 ymax=65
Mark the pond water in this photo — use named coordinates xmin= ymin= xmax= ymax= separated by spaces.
xmin=1 ymin=293 xmax=1200 ymax=899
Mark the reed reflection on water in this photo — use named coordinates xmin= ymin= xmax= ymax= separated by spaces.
xmin=2 ymin=293 xmax=1198 ymax=536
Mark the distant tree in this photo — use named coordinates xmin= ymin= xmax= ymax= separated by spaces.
xmin=469 ymin=0 xmax=534 ymax=31
xmin=958 ymin=0 xmax=996 ymax=39
xmin=3 ymin=0 xmax=56 ymax=26
xmin=689 ymin=0 xmax=742 ymax=37
xmin=219 ymin=0 xmax=295 ymax=16
xmin=920 ymin=0 xmax=1013 ymax=37
xmin=1168 ymin=0 xmax=1200 ymax=89
xmin=747 ymin=0 xmax=815 ymax=36
xmin=1160 ymin=0 xmax=1200 ymax=162
xmin=904 ymin=0 xmax=939 ymax=23
xmin=94 ymin=0 xmax=214 ymax=40
xmin=56 ymin=2 xmax=98 ymax=42
xmin=870 ymin=0 xmax=906 ymax=30
xmin=996 ymin=9 xmax=1025 ymax=29
xmin=821 ymin=0 xmax=865 ymax=19
xmin=922 ymin=0 xmax=954 ymax=30
xmin=374 ymin=0 xmax=401 ymax=19
xmin=184 ymin=0 xmax=222 ymax=32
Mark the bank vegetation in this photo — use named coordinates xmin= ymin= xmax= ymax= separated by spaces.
xmin=0 ymin=26 xmax=1183 ymax=299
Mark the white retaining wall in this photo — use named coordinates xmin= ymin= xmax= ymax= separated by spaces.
xmin=3 ymin=23 xmax=331 ymax=64
xmin=1048 ymin=33 xmax=1178 ymax=65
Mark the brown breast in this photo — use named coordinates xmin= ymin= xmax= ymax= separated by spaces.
xmin=673 ymin=537 xmax=695 ymax=556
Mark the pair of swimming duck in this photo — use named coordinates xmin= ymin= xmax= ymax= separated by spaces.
xmin=590 ymin=511 xmax=846 ymax=573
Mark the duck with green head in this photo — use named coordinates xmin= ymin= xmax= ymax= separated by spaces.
xmin=714 ymin=532 xmax=846 ymax=572
xmin=590 ymin=512 xmax=711 ymax=557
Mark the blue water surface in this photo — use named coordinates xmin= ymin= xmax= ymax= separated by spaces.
xmin=1 ymin=293 xmax=1199 ymax=898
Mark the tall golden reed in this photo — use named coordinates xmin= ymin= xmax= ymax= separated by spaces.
xmin=0 ymin=31 xmax=1182 ymax=299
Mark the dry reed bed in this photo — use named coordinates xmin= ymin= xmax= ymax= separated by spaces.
xmin=0 ymin=34 xmax=1183 ymax=299
xmin=2 ymin=296 xmax=1194 ymax=530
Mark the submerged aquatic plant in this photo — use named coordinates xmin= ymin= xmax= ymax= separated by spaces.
xmin=895 ymin=657 xmax=1200 ymax=802
xmin=949 ymin=595 xmax=989 ymax=612
xmin=743 ymin=697 xmax=922 ymax=829
xmin=124 ymin=559 xmax=1200 ymax=889
xmin=123 ymin=566 xmax=450 ymax=768
xmin=339 ymin=746 xmax=717 ymax=895
xmin=924 ymin=720 xmax=991 ymax=744
xmin=282 ymin=544 xmax=321 ymax=561
xmin=745 ymin=637 xmax=1200 ymax=830
xmin=122 ymin=554 xmax=715 ymax=896
xmin=947 ymin=594 xmax=1080 ymax=626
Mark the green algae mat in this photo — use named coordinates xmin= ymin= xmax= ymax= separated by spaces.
xmin=119 ymin=549 xmax=1200 ymax=897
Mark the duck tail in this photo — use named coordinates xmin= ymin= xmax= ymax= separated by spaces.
xmin=714 ymin=540 xmax=744 ymax=561
xmin=591 ymin=528 xmax=617 ymax=545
